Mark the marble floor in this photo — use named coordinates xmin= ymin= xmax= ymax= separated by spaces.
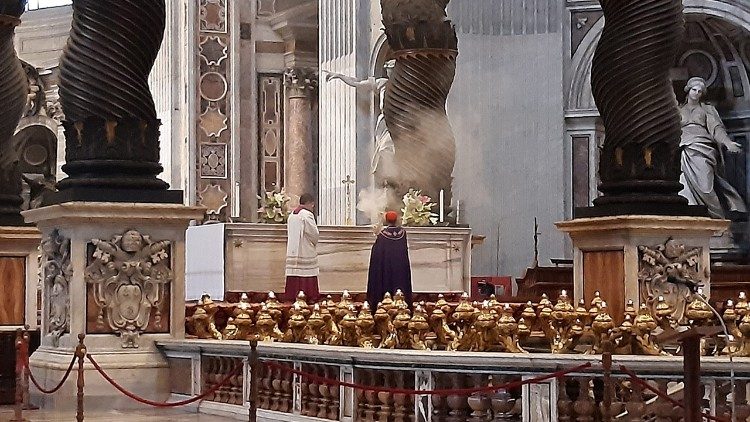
xmin=0 ymin=407 xmax=240 ymax=421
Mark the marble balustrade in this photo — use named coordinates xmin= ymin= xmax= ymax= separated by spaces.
xmin=157 ymin=339 xmax=750 ymax=422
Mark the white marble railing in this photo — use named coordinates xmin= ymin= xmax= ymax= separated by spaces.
xmin=157 ymin=339 xmax=749 ymax=422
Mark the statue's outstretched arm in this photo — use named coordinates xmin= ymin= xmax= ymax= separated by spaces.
xmin=323 ymin=70 xmax=377 ymax=90
xmin=706 ymin=104 xmax=741 ymax=153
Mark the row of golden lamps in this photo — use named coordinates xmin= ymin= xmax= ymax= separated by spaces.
xmin=186 ymin=289 xmax=750 ymax=356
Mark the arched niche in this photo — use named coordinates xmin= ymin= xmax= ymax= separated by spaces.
xmin=13 ymin=116 xmax=58 ymax=209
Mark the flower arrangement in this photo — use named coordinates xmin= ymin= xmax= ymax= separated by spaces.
xmin=258 ymin=190 xmax=291 ymax=223
xmin=401 ymin=188 xmax=438 ymax=226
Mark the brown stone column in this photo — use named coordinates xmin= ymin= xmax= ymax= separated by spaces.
xmin=284 ymin=68 xmax=317 ymax=205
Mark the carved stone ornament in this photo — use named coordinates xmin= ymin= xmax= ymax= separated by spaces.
xmin=85 ymin=230 xmax=172 ymax=348
xmin=41 ymin=229 xmax=71 ymax=347
xmin=638 ymin=238 xmax=702 ymax=323
xmin=198 ymin=183 xmax=228 ymax=217
xmin=284 ymin=68 xmax=318 ymax=98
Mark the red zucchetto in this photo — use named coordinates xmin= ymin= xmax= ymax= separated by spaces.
xmin=384 ymin=211 xmax=398 ymax=224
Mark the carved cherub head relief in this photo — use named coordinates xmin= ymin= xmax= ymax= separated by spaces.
xmin=121 ymin=229 xmax=144 ymax=253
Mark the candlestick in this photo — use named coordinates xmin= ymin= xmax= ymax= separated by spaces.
xmin=439 ymin=189 xmax=444 ymax=223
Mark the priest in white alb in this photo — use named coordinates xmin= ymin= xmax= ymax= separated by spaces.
xmin=285 ymin=193 xmax=320 ymax=301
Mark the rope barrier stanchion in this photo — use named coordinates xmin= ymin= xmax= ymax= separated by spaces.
xmin=248 ymin=339 xmax=258 ymax=422
xmin=10 ymin=329 xmax=27 ymax=422
xmin=21 ymin=329 xmax=34 ymax=411
xmin=86 ymin=353 xmax=242 ymax=407
xmin=264 ymin=361 xmax=592 ymax=396
xmin=75 ymin=334 xmax=87 ymax=422
xmin=619 ymin=365 xmax=729 ymax=422
xmin=601 ymin=349 xmax=613 ymax=422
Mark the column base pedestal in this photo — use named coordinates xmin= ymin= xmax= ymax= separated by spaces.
xmin=28 ymin=345 xmax=170 ymax=411
xmin=556 ymin=215 xmax=728 ymax=323
xmin=22 ymin=202 xmax=204 ymax=410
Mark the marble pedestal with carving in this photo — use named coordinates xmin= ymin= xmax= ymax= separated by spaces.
xmin=556 ymin=216 xmax=728 ymax=324
xmin=0 ymin=226 xmax=41 ymax=330
xmin=22 ymin=202 xmax=204 ymax=410
xmin=186 ymin=223 xmax=473 ymax=300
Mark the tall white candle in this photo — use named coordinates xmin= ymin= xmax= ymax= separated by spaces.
xmin=439 ymin=189 xmax=445 ymax=223
xmin=456 ymin=200 xmax=460 ymax=224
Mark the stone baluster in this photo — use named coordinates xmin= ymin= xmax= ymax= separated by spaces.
xmin=326 ymin=366 xmax=340 ymax=420
xmin=355 ymin=369 xmax=369 ymax=420
xmin=557 ymin=378 xmax=573 ymax=422
xmin=318 ymin=372 xmax=332 ymax=419
xmin=491 ymin=387 xmax=517 ymax=421
xmin=280 ymin=369 xmax=293 ymax=413
xmin=364 ymin=369 xmax=381 ymax=421
xmin=259 ymin=362 xmax=272 ymax=409
xmin=270 ymin=365 xmax=283 ymax=411
xmin=734 ymin=380 xmax=750 ymax=422
xmin=467 ymin=374 xmax=490 ymax=421
xmin=446 ymin=374 xmax=469 ymax=422
xmin=653 ymin=380 xmax=674 ymax=422
xmin=610 ymin=379 xmax=626 ymax=419
xmin=203 ymin=356 xmax=216 ymax=401
xmin=432 ymin=372 xmax=449 ymax=422
xmin=215 ymin=357 xmax=228 ymax=403
xmin=624 ymin=382 xmax=646 ymax=422
xmin=307 ymin=365 xmax=322 ymax=416
xmin=230 ymin=357 xmax=244 ymax=405
xmin=300 ymin=364 xmax=312 ymax=416
xmin=393 ymin=370 xmax=411 ymax=422
xmin=377 ymin=371 xmax=394 ymax=422
xmin=715 ymin=380 xmax=731 ymax=421
xmin=573 ymin=378 xmax=596 ymax=422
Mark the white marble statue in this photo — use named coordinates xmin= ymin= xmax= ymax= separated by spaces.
xmin=324 ymin=60 xmax=396 ymax=187
xmin=678 ymin=77 xmax=746 ymax=219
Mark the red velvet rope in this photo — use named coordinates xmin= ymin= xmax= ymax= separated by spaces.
xmin=264 ymin=361 xmax=592 ymax=396
xmin=86 ymin=354 xmax=242 ymax=408
xmin=25 ymin=355 xmax=77 ymax=395
xmin=619 ymin=365 xmax=729 ymax=422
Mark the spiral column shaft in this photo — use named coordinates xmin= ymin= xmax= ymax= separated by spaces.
xmin=380 ymin=0 xmax=459 ymax=218
xmin=0 ymin=1 xmax=28 ymax=225
xmin=54 ymin=0 xmax=179 ymax=203
xmin=589 ymin=0 xmax=692 ymax=215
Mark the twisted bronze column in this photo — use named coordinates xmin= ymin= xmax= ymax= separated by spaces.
xmin=54 ymin=0 xmax=180 ymax=203
xmin=0 ymin=1 xmax=28 ymax=225
xmin=381 ymin=0 xmax=458 ymax=220
xmin=587 ymin=0 xmax=695 ymax=216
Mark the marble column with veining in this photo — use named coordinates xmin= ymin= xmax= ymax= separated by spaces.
xmin=318 ymin=0 xmax=358 ymax=225
xmin=284 ymin=68 xmax=317 ymax=205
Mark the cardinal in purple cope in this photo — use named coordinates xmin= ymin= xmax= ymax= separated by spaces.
xmin=366 ymin=211 xmax=413 ymax=311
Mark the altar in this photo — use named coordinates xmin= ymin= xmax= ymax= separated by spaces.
xmin=185 ymin=223 xmax=474 ymax=300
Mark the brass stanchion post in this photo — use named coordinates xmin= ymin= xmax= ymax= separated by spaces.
xmin=249 ymin=339 xmax=258 ymax=422
xmin=75 ymin=333 xmax=87 ymax=422
xmin=10 ymin=329 xmax=26 ymax=422
xmin=21 ymin=328 xmax=31 ymax=410
xmin=601 ymin=350 xmax=613 ymax=422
